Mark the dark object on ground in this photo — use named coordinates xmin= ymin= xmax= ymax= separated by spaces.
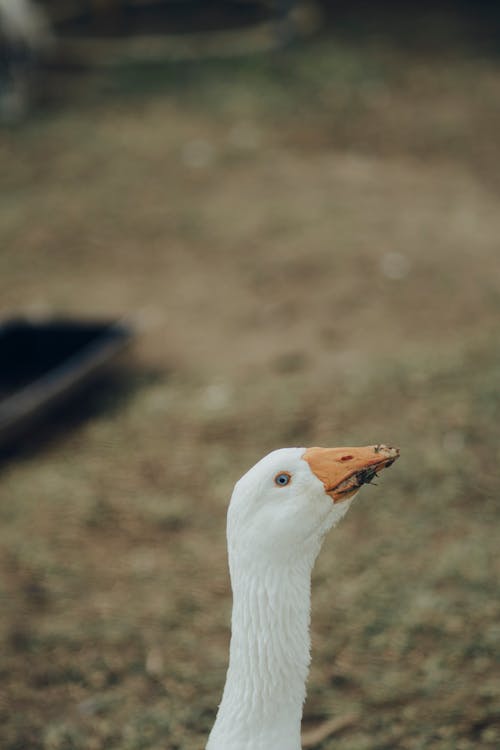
xmin=0 ymin=317 xmax=133 ymax=450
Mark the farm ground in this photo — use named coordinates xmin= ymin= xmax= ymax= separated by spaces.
xmin=1 ymin=8 xmax=500 ymax=749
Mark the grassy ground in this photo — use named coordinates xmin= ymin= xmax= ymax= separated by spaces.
xmin=1 ymin=11 xmax=500 ymax=750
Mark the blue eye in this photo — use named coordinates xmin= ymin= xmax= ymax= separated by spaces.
xmin=274 ymin=472 xmax=291 ymax=487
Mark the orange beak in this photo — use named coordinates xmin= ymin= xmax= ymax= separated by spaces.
xmin=303 ymin=444 xmax=400 ymax=503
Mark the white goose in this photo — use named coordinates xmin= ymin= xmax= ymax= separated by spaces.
xmin=207 ymin=443 xmax=399 ymax=750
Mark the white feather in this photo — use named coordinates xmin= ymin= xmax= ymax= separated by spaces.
xmin=207 ymin=448 xmax=355 ymax=750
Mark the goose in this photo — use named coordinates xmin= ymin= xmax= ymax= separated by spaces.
xmin=206 ymin=443 xmax=400 ymax=750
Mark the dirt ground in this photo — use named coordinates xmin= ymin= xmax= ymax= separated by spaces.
xmin=1 ymin=8 xmax=499 ymax=750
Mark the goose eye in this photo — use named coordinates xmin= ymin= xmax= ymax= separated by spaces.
xmin=274 ymin=472 xmax=291 ymax=487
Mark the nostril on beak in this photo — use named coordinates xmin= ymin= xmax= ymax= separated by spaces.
xmin=340 ymin=455 xmax=353 ymax=462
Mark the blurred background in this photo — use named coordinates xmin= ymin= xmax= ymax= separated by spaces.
xmin=1 ymin=2 xmax=499 ymax=749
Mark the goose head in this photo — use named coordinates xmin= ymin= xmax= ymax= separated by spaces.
xmin=228 ymin=444 xmax=399 ymax=565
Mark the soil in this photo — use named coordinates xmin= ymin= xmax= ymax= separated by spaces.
xmin=1 ymin=7 xmax=499 ymax=749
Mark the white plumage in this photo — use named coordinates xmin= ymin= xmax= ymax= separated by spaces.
xmin=207 ymin=444 xmax=399 ymax=750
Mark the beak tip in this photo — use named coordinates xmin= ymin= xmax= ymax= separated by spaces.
xmin=374 ymin=444 xmax=400 ymax=464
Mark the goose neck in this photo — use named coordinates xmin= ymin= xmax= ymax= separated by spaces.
xmin=207 ymin=556 xmax=315 ymax=750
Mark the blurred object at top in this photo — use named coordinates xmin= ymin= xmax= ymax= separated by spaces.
xmin=0 ymin=0 xmax=53 ymax=121
xmin=0 ymin=0 xmax=318 ymax=121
